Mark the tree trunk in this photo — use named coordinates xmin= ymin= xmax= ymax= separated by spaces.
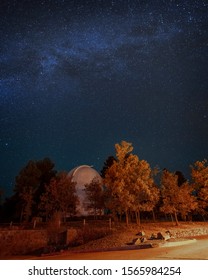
xmin=94 ymin=208 xmax=96 ymax=220
xmin=119 ymin=213 xmax=122 ymax=222
xmin=20 ymin=206 xmax=24 ymax=223
xmin=136 ymin=210 xmax=141 ymax=226
xmin=130 ymin=211 xmax=134 ymax=223
xmin=112 ymin=210 xmax=118 ymax=224
xmin=152 ymin=209 xmax=156 ymax=222
xmin=174 ymin=211 xmax=179 ymax=226
xmin=125 ymin=210 xmax=129 ymax=226
xmin=135 ymin=211 xmax=138 ymax=224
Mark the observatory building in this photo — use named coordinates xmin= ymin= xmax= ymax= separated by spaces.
xmin=68 ymin=165 xmax=103 ymax=216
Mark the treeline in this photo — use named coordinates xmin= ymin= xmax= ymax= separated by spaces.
xmin=0 ymin=141 xmax=207 ymax=225
xmin=103 ymin=141 xmax=208 ymax=225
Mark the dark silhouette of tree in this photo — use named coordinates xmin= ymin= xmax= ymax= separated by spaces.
xmin=39 ymin=172 xmax=78 ymax=221
xmin=14 ymin=157 xmax=56 ymax=221
xmin=0 ymin=187 xmax=3 ymax=207
xmin=84 ymin=176 xmax=104 ymax=218
xmin=36 ymin=157 xmax=57 ymax=192
xmin=1 ymin=195 xmax=19 ymax=222
xmin=175 ymin=170 xmax=187 ymax=186
xmin=100 ymin=155 xmax=116 ymax=178
xmin=0 ymin=187 xmax=3 ymax=220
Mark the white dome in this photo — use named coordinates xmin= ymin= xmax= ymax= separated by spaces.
xmin=68 ymin=165 xmax=102 ymax=216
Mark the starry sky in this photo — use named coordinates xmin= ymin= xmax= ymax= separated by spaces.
xmin=0 ymin=0 xmax=208 ymax=196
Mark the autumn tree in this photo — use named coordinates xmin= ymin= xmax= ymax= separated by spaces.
xmin=104 ymin=141 xmax=158 ymax=226
xmin=130 ymin=159 xmax=160 ymax=225
xmin=39 ymin=172 xmax=78 ymax=221
xmin=191 ymin=159 xmax=208 ymax=217
xmin=84 ymin=176 xmax=104 ymax=218
xmin=160 ymin=169 xmax=197 ymax=225
xmin=104 ymin=141 xmax=134 ymax=225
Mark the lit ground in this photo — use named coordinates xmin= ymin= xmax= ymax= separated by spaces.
xmin=31 ymin=236 xmax=208 ymax=260
xmin=3 ymin=221 xmax=208 ymax=260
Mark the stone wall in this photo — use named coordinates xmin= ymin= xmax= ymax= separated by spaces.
xmin=0 ymin=228 xmax=79 ymax=257
xmin=171 ymin=227 xmax=208 ymax=239
xmin=0 ymin=229 xmax=48 ymax=257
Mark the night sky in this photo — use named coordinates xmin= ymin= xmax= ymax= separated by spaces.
xmin=0 ymin=0 xmax=208 ymax=196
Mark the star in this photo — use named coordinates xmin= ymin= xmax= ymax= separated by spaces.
xmin=0 ymin=0 xmax=207 ymax=196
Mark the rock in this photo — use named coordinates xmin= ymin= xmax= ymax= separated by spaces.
xmin=134 ymin=238 xmax=142 ymax=245
xmin=140 ymin=237 xmax=147 ymax=243
xmin=157 ymin=231 xmax=171 ymax=240
xmin=136 ymin=231 xmax=146 ymax=236
xmin=132 ymin=236 xmax=147 ymax=245
xmin=150 ymin=233 xmax=157 ymax=240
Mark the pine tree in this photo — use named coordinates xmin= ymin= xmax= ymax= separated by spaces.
xmin=100 ymin=156 xmax=116 ymax=178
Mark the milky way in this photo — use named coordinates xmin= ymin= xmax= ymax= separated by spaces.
xmin=0 ymin=0 xmax=208 ymax=195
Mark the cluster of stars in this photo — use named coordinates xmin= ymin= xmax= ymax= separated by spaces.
xmin=0 ymin=0 xmax=207 ymax=195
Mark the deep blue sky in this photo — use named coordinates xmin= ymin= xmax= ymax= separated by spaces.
xmin=0 ymin=0 xmax=208 ymax=196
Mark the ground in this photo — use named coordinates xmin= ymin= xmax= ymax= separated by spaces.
xmin=67 ymin=221 xmax=208 ymax=253
xmin=2 ymin=221 xmax=208 ymax=259
xmin=30 ymin=221 xmax=208 ymax=260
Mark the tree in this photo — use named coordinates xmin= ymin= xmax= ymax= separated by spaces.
xmin=1 ymin=195 xmax=19 ymax=222
xmin=175 ymin=170 xmax=187 ymax=186
xmin=0 ymin=188 xmax=3 ymax=220
xmin=130 ymin=159 xmax=159 ymax=225
xmin=14 ymin=158 xmax=56 ymax=221
xmin=0 ymin=187 xmax=3 ymax=207
xmin=191 ymin=159 xmax=208 ymax=217
xmin=35 ymin=157 xmax=57 ymax=199
xmin=104 ymin=141 xmax=158 ymax=226
xmin=84 ymin=176 xmax=104 ymax=218
xmin=100 ymin=156 xmax=116 ymax=178
xmin=19 ymin=186 xmax=34 ymax=222
xmin=14 ymin=160 xmax=41 ymax=221
xmin=39 ymin=172 xmax=78 ymax=221
xmin=104 ymin=141 xmax=135 ymax=225
xmin=160 ymin=170 xmax=197 ymax=225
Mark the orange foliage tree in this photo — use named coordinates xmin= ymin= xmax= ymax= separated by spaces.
xmin=84 ymin=176 xmax=104 ymax=218
xmin=191 ymin=159 xmax=208 ymax=217
xmin=39 ymin=172 xmax=78 ymax=221
xmin=104 ymin=141 xmax=159 ymax=226
xmin=160 ymin=169 xmax=197 ymax=225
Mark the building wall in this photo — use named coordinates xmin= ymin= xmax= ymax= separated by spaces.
xmin=68 ymin=165 xmax=103 ymax=216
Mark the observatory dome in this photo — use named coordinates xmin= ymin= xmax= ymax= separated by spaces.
xmin=68 ymin=165 xmax=102 ymax=216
